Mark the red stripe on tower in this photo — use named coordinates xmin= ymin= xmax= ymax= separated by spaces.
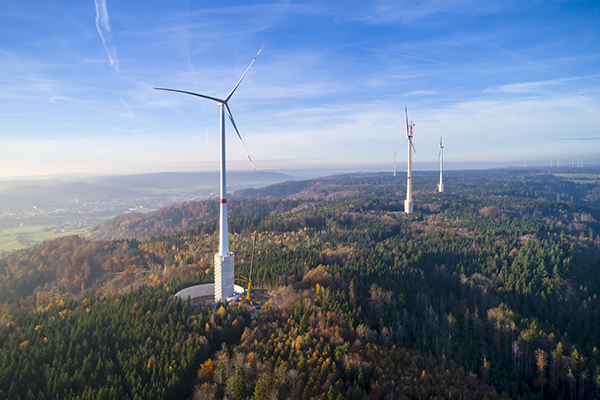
xmin=221 ymin=199 xmax=227 ymax=204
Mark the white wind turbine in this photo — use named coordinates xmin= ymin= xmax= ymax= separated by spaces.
xmin=400 ymin=105 xmax=416 ymax=213
xmin=155 ymin=47 xmax=263 ymax=302
xmin=437 ymin=136 xmax=444 ymax=193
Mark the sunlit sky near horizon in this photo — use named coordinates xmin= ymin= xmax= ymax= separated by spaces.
xmin=1 ymin=0 xmax=599 ymax=179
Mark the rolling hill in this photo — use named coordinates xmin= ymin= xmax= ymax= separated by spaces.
xmin=0 ymin=168 xmax=599 ymax=398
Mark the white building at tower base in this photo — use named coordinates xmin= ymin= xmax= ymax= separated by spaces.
xmin=404 ymin=199 xmax=413 ymax=214
xmin=214 ymin=252 xmax=235 ymax=302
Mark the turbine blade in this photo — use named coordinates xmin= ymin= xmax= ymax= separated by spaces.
xmin=154 ymin=87 xmax=224 ymax=103
xmin=409 ymin=138 xmax=416 ymax=153
xmin=225 ymin=104 xmax=257 ymax=173
xmin=405 ymin=105 xmax=409 ymax=137
xmin=399 ymin=137 xmax=408 ymax=148
xmin=438 ymin=148 xmax=442 ymax=162
xmin=226 ymin=46 xmax=264 ymax=102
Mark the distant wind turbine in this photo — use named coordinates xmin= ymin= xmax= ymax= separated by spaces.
xmin=393 ymin=150 xmax=398 ymax=177
xmin=400 ymin=106 xmax=416 ymax=213
xmin=155 ymin=46 xmax=263 ymax=302
xmin=437 ymin=137 xmax=444 ymax=193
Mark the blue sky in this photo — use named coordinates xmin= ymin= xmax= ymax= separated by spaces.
xmin=1 ymin=0 xmax=599 ymax=178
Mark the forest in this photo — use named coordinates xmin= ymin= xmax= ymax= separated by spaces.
xmin=0 ymin=167 xmax=599 ymax=399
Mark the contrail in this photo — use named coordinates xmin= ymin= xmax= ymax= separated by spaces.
xmin=272 ymin=30 xmax=523 ymax=81
xmin=94 ymin=0 xmax=119 ymax=72
xmin=119 ymin=96 xmax=133 ymax=118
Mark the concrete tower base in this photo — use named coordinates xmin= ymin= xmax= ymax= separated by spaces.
xmin=438 ymin=184 xmax=444 ymax=193
xmin=404 ymin=199 xmax=413 ymax=214
xmin=214 ymin=252 xmax=234 ymax=303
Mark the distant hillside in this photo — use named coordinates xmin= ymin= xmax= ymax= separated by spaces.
xmin=88 ymin=171 xmax=298 ymax=194
xmin=90 ymin=200 xmax=219 ymax=241
xmin=90 ymin=172 xmax=407 ymax=241
xmin=236 ymin=168 xmax=600 ymax=203
xmin=0 ymin=171 xmax=297 ymax=209
xmin=0 ymin=182 xmax=135 ymax=207
xmin=91 ymin=169 xmax=600 ymax=241
xmin=232 ymin=172 xmax=416 ymax=199
xmin=90 ymin=197 xmax=305 ymax=241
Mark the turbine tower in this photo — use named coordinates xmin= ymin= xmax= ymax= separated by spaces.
xmin=393 ymin=150 xmax=398 ymax=177
xmin=400 ymin=106 xmax=416 ymax=213
xmin=437 ymin=136 xmax=444 ymax=193
xmin=155 ymin=47 xmax=262 ymax=302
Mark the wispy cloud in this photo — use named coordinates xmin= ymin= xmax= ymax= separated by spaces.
xmin=555 ymin=137 xmax=599 ymax=141
xmin=404 ymin=90 xmax=437 ymax=97
xmin=94 ymin=0 xmax=119 ymax=73
xmin=488 ymin=75 xmax=600 ymax=94
xmin=351 ymin=0 xmax=531 ymax=25
xmin=49 ymin=96 xmax=71 ymax=103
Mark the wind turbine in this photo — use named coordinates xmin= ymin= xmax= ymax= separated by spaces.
xmin=393 ymin=150 xmax=398 ymax=177
xmin=437 ymin=136 xmax=444 ymax=193
xmin=155 ymin=46 xmax=263 ymax=302
xmin=400 ymin=105 xmax=416 ymax=213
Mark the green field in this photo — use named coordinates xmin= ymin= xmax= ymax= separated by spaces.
xmin=552 ymin=172 xmax=600 ymax=184
xmin=0 ymin=209 xmax=161 ymax=253
xmin=0 ymin=224 xmax=97 ymax=252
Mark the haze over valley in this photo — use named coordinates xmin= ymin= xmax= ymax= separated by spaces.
xmin=0 ymin=171 xmax=295 ymax=250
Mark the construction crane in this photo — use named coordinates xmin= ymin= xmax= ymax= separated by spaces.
xmin=234 ymin=232 xmax=256 ymax=302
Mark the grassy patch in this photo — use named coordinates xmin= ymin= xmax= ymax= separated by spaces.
xmin=0 ymin=225 xmax=97 ymax=252
xmin=552 ymin=173 xmax=599 ymax=184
